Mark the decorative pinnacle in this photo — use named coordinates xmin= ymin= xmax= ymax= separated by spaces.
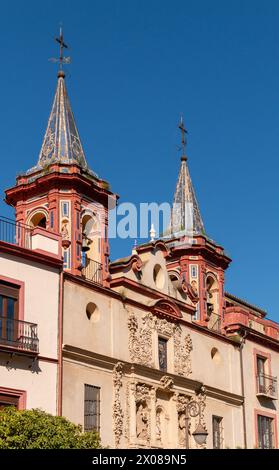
xmin=132 ymin=239 xmax=138 ymax=255
xmin=178 ymin=115 xmax=188 ymax=161
xmin=150 ymin=223 xmax=156 ymax=242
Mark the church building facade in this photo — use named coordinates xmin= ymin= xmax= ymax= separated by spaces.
xmin=0 ymin=58 xmax=278 ymax=449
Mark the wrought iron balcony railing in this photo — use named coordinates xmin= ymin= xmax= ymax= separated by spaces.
xmin=0 ymin=317 xmax=39 ymax=354
xmin=0 ymin=216 xmax=33 ymax=249
xmin=256 ymin=374 xmax=278 ymax=399
xmin=81 ymin=258 xmax=103 ymax=286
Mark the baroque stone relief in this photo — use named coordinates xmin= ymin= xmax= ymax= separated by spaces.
xmin=112 ymin=362 xmax=124 ymax=448
xmin=135 ymin=383 xmax=152 ymax=445
xmin=127 ymin=311 xmax=193 ymax=377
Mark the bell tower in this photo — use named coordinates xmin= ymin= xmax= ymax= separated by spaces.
xmin=5 ymin=32 xmax=115 ymax=286
xmin=166 ymin=118 xmax=231 ymax=327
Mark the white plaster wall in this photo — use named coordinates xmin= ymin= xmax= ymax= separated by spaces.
xmin=0 ymin=357 xmax=57 ymax=415
xmin=0 ymin=251 xmax=60 ymax=414
xmin=0 ymin=252 xmax=59 ymax=358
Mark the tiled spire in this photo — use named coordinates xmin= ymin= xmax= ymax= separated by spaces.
xmin=171 ymin=118 xmax=205 ymax=236
xmin=37 ymin=70 xmax=88 ymax=170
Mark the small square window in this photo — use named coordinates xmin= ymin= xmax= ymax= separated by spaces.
xmin=158 ymin=337 xmax=168 ymax=372
xmin=212 ymin=415 xmax=223 ymax=449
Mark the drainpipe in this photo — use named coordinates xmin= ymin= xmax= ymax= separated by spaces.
xmin=57 ymin=270 xmax=64 ymax=416
xmin=239 ymin=329 xmax=248 ymax=449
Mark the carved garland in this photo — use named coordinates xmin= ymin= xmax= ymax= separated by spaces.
xmin=112 ymin=362 xmax=124 ymax=448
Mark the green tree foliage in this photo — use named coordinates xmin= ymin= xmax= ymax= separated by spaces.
xmin=0 ymin=407 xmax=101 ymax=449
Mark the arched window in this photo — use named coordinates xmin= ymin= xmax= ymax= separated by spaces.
xmin=81 ymin=212 xmax=101 ymax=262
xmin=206 ymin=273 xmax=219 ymax=317
xmin=28 ymin=209 xmax=48 ymax=229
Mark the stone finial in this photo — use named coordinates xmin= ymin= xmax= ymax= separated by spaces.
xmin=150 ymin=223 xmax=156 ymax=242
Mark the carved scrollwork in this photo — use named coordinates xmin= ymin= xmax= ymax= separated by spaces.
xmin=173 ymin=326 xmax=193 ymax=377
xmin=127 ymin=312 xmax=154 ymax=367
xmin=194 ymin=386 xmax=207 ymax=449
xmin=128 ymin=312 xmax=193 ymax=377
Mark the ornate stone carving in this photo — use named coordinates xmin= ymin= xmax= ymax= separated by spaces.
xmin=135 ymin=383 xmax=151 ymax=444
xmin=176 ymin=393 xmax=190 ymax=413
xmin=160 ymin=375 xmax=174 ymax=391
xmin=135 ymin=383 xmax=151 ymax=403
xmin=136 ymin=403 xmax=149 ymax=440
xmin=127 ymin=312 xmax=193 ymax=377
xmin=194 ymin=386 xmax=207 ymax=449
xmin=127 ymin=312 xmax=154 ymax=367
xmin=156 ymin=408 xmax=162 ymax=441
xmin=112 ymin=362 xmax=124 ymax=448
xmin=156 ymin=316 xmax=176 ymax=337
xmin=173 ymin=326 xmax=193 ymax=377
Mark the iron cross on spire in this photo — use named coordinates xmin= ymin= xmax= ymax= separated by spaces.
xmin=49 ymin=27 xmax=71 ymax=71
xmin=178 ymin=115 xmax=188 ymax=160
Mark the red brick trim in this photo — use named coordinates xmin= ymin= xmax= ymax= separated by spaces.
xmin=0 ymin=386 xmax=26 ymax=410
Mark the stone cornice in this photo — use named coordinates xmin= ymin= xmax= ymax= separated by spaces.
xmin=62 ymin=345 xmax=243 ymax=406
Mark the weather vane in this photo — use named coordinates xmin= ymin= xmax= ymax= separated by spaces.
xmin=178 ymin=115 xmax=188 ymax=158
xmin=49 ymin=27 xmax=71 ymax=70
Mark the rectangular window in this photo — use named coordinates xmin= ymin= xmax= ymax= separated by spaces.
xmin=194 ymin=302 xmax=200 ymax=321
xmin=84 ymin=385 xmax=100 ymax=433
xmin=0 ymin=283 xmax=19 ymax=344
xmin=258 ymin=415 xmax=274 ymax=449
xmin=61 ymin=202 xmax=69 ymax=217
xmin=212 ymin=415 xmax=223 ymax=449
xmin=76 ymin=211 xmax=80 ymax=230
xmin=50 ymin=211 xmax=54 ymax=229
xmin=257 ymin=356 xmax=267 ymax=393
xmin=0 ymin=393 xmax=19 ymax=409
xmin=158 ymin=337 xmax=168 ymax=372
xmin=190 ymin=265 xmax=198 ymax=279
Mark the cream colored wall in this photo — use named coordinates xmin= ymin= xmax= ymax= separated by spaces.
xmin=63 ymin=278 xmax=245 ymax=448
xmin=64 ymin=279 xmax=241 ymax=396
xmin=62 ymin=245 xmax=278 ymax=449
xmin=241 ymin=339 xmax=279 ymax=449
xmin=63 ymin=281 xmax=129 ymax=361
xmin=190 ymin=330 xmax=242 ymax=396
xmin=62 ymin=360 xmax=115 ymax=447
xmin=205 ymin=398 xmax=244 ymax=449
xmin=32 ymin=233 xmax=59 ymax=255
xmin=0 ymin=252 xmax=60 ymax=414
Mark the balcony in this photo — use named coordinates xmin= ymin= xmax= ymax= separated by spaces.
xmin=0 ymin=317 xmax=39 ymax=355
xmin=81 ymin=258 xmax=103 ymax=286
xmin=0 ymin=216 xmax=33 ymax=249
xmin=256 ymin=374 xmax=278 ymax=400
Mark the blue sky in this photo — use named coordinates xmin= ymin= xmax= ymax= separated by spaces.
xmin=0 ymin=0 xmax=278 ymax=321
